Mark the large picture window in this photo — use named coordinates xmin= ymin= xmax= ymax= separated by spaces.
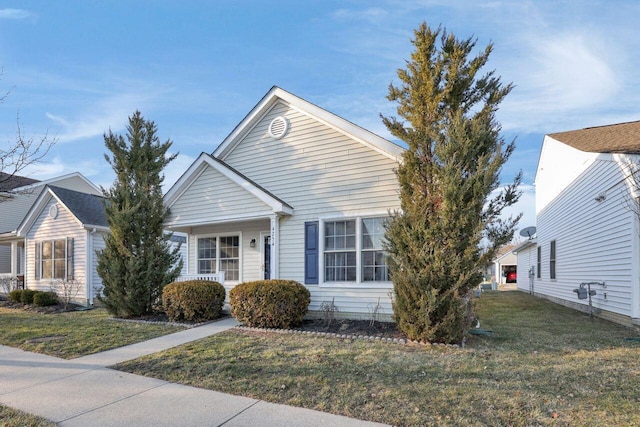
xmin=322 ymin=216 xmax=389 ymax=283
xmin=36 ymin=238 xmax=73 ymax=280
xmin=197 ymin=235 xmax=240 ymax=281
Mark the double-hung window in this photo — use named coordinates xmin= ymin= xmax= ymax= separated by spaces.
xmin=36 ymin=238 xmax=74 ymax=280
xmin=324 ymin=220 xmax=357 ymax=281
xmin=361 ymin=217 xmax=390 ymax=282
xmin=322 ymin=216 xmax=390 ymax=283
xmin=197 ymin=235 xmax=240 ymax=281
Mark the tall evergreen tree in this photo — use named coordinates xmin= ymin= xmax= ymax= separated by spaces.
xmin=383 ymin=23 xmax=522 ymax=343
xmin=97 ymin=111 xmax=182 ymax=317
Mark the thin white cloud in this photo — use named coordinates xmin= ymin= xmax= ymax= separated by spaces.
xmin=0 ymin=9 xmax=36 ymax=20
xmin=332 ymin=7 xmax=389 ymax=23
xmin=45 ymin=93 xmax=154 ymax=143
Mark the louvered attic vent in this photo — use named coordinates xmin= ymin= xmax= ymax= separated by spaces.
xmin=268 ymin=116 xmax=289 ymax=139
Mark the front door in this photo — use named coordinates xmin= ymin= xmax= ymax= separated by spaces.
xmin=262 ymin=234 xmax=271 ymax=280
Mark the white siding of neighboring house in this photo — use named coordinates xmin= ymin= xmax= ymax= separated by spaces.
xmin=166 ymin=165 xmax=272 ymax=227
xmin=220 ymin=100 xmax=401 ymax=319
xmin=0 ymin=175 xmax=100 ymax=276
xmin=535 ymin=136 xmax=599 ymax=214
xmin=494 ymin=252 xmax=517 ymax=285
xmin=90 ymin=231 xmax=106 ymax=302
xmin=25 ymin=197 xmax=89 ymax=303
xmin=515 ymin=244 xmax=537 ymax=293
xmin=0 ymin=246 xmax=9 ymax=272
xmin=45 ymin=176 xmax=101 ymax=195
xmin=534 ymin=155 xmax=640 ymax=323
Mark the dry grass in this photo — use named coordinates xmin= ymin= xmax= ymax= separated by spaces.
xmin=0 ymin=404 xmax=55 ymax=427
xmin=115 ymin=291 xmax=640 ymax=426
xmin=0 ymin=306 xmax=183 ymax=359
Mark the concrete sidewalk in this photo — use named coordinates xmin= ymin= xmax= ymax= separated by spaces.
xmin=0 ymin=318 xmax=387 ymax=427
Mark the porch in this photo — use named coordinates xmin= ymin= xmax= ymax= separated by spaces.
xmin=0 ymin=238 xmax=25 ymax=293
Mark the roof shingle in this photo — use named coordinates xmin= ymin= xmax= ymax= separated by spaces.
xmin=549 ymin=120 xmax=640 ymax=154
xmin=48 ymin=185 xmax=108 ymax=228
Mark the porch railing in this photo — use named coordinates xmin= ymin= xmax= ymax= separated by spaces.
xmin=175 ymin=272 xmax=225 ymax=285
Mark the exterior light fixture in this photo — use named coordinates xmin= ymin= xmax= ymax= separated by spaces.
xmin=250 ymin=238 xmax=256 ymax=248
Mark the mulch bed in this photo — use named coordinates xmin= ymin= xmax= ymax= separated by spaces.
xmin=292 ymin=318 xmax=406 ymax=340
xmin=0 ymin=300 xmax=78 ymax=314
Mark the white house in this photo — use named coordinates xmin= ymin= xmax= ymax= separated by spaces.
xmin=164 ymin=86 xmax=404 ymax=319
xmin=0 ymin=173 xmax=101 ymax=290
xmin=519 ymin=120 xmax=640 ymax=328
xmin=16 ymin=185 xmax=109 ymax=304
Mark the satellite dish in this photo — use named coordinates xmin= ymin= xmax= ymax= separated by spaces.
xmin=519 ymin=226 xmax=537 ymax=239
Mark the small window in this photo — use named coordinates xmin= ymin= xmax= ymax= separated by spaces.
xmin=536 ymin=246 xmax=541 ymax=279
xmin=549 ymin=240 xmax=556 ymax=279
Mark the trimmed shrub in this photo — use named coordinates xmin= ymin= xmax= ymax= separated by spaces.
xmin=8 ymin=289 xmax=23 ymax=303
xmin=33 ymin=291 xmax=59 ymax=307
xmin=21 ymin=289 xmax=36 ymax=304
xmin=162 ymin=280 xmax=226 ymax=322
xmin=229 ymin=279 xmax=310 ymax=329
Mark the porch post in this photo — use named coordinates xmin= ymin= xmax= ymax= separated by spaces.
xmin=270 ymin=214 xmax=279 ymax=279
xmin=10 ymin=241 xmax=18 ymax=277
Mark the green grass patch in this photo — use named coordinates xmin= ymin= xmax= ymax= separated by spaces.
xmin=0 ymin=307 xmax=183 ymax=359
xmin=115 ymin=292 xmax=640 ymax=426
xmin=0 ymin=404 xmax=56 ymax=427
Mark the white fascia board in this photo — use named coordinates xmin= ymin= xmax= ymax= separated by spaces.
xmin=83 ymin=224 xmax=110 ymax=232
xmin=213 ymin=86 xmax=404 ymax=162
xmin=165 ymin=210 xmax=278 ymax=229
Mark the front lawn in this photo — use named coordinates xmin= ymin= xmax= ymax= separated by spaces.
xmin=115 ymin=291 xmax=640 ymax=426
xmin=0 ymin=307 xmax=183 ymax=359
xmin=0 ymin=404 xmax=56 ymax=427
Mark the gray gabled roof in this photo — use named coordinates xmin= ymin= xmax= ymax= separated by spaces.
xmin=549 ymin=120 xmax=640 ymax=154
xmin=0 ymin=172 xmax=39 ymax=192
xmin=48 ymin=185 xmax=108 ymax=228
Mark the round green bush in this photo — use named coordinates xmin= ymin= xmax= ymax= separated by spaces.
xmin=229 ymin=280 xmax=310 ymax=329
xmin=162 ymin=280 xmax=226 ymax=322
xmin=33 ymin=291 xmax=59 ymax=307
xmin=21 ymin=289 xmax=36 ymax=304
xmin=8 ymin=289 xmax=23 ymax=303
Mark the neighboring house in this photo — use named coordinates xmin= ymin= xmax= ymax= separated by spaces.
xmin=17 ymin=185 xmax=109 ymax=305
xmin=0 ymin=173 xmax=101 ymax=288
xmin=492 ymin=244 xmax=518 ymax=285
xmin=517 ymin=120 xmax=640 ymax=328
xmin=513 ymin=238 xmax=537 ymax=294
xmin=164 ymin=86 xmax=404 ymax=319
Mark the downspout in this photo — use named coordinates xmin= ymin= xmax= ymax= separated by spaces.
xmin=88 ymin=228 xmax=97 ymax=305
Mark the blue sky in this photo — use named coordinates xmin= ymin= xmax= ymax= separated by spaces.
xmin=1 ymin=1 xmax=639 ymax=233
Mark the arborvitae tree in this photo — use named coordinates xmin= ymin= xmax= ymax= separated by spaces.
xmin=97 ymin=111 xmax=182 ymax=317
xmin=383 ymin=23 xmax=522 ymax=344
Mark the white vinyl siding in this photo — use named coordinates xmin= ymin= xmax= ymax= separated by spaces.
xmin=218 ymin=101 xmax=400 ymax=318
xmin=515 ymin=244 xmax=537 ymax=292
xmin=166 ymin=165 xmax=272 ymax=226
xmin=25 ymin=198 xmax=88 ymax=300
xmin=535 ymin=157 xmax=637 ymax=318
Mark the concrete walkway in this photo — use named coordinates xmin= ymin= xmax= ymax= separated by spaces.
xmin=0 ymin=318 xmax=387 ymax=426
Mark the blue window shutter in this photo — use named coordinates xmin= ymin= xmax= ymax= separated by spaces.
xmin=304 ymin=221 xmax=319 ymax=284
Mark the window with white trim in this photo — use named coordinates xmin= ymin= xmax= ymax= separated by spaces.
xmin=197 ymin=235 xmax=240 ymax=281
xmin=361 ymin=217 xmax=390 ymax=282
xmin=324 ymin=220 xmax=357 ymax=281
xmin=36 ymin=238 xmax=74 ymax=280
xmin=322 ymin=216 xmax=390 ymax=283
